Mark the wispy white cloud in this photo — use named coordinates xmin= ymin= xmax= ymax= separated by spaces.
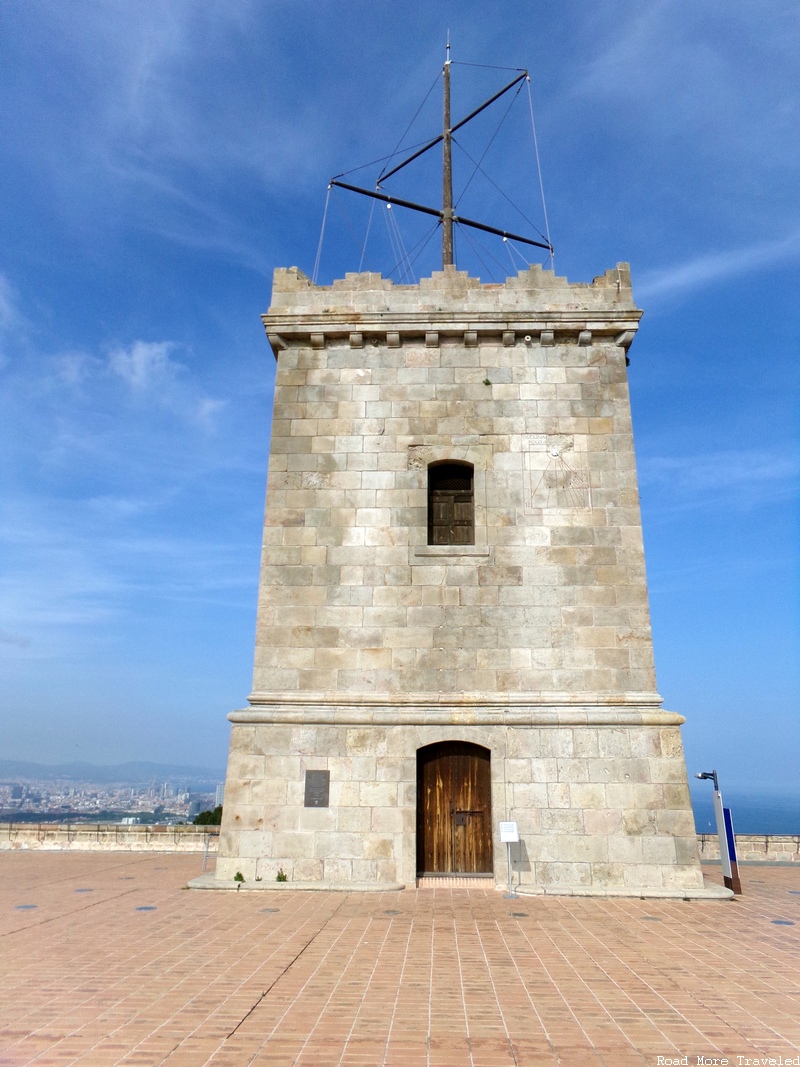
xmin=559 ymin=0 xmax=800 ymax=276
xmin=637 ymin=230 xmax=800 ymax=301
xmin=574 ymin=2 xmax=799 ymax=167
xmin=194 ymin=396 xmax=228 ymax=431
xmin=0 ymin=278 xmax=264 ymax=667
xmin=0 ymin=272 xmax=26 ymax=366
xmin=0 ymin=497 xmax=258 ymax=661
xmin=0 ymin=2 xmax=336 ymax=271
xmin=2 ymin=318 xmax=260 ymax=492
xmin=109 ymin=340 xmax=180 ymax=390
xmin=106 ymin=340 xmax=226 ymax=430
xmin=0 ymin=2 xmax=796 ymax=775
xmin=640 ymin=448 xmax=799 ymax=512
xmin=54 ymin=351 xmax=103 ymax=389
xmin=0 ymin=273 xmax=18 ymax=331
xmin=86 ymin=494 xmax=168 ymax=520
xmin=103 ymin=156 xmax=279 ymax=273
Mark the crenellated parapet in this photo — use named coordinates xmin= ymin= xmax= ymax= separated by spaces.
xmin=264 ymin=263 xmax=642 ymax=355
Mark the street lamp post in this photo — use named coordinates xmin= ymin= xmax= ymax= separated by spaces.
xmin=695 ymin=770 xmax=742 ymax=895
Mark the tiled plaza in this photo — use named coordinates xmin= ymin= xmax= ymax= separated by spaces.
xmin=1 ymin=852 xmax=798 ymax=1066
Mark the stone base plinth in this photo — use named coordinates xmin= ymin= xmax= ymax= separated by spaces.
xmin=189 ymin=873 xmax=405 ymax=892
xmin=215 ymin=696 xmax=707 ymax=896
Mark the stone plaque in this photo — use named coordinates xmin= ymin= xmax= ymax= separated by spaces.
xmin=304 ymin=770 xmax=330 ymax=808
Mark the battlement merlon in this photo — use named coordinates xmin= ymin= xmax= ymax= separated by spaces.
xmin=262 ymin=263 xmax=642 ymax=355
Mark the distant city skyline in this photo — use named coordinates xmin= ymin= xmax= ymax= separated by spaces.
xmin=1 ymin=758 xmax=796 ymax=836
xmin=1 ymin=3 xmax=797 ymax=793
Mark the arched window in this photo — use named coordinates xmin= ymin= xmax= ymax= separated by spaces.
xmin=428 ymin=462 xmax=474 ymax=545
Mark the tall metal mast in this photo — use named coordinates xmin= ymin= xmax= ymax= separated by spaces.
xmin=328 ymin=46 xmax=554 ymax=267
xmin=442 ymin=39 xmax=454 ymax=267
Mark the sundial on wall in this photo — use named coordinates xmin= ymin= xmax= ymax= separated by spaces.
xmin=524 ymin=434 xmax=592 ymax=510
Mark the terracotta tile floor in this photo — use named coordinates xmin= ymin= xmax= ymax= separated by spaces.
xmin=0 ymin=853 xmax=798 ymax=1066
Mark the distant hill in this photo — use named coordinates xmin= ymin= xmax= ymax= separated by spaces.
xmin=0 ymin=760 xmax=225 ymax=787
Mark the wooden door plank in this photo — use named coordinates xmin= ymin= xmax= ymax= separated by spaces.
xmin=417 ymin=741 xmax=493 ymax=875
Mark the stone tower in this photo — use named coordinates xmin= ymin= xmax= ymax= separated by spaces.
xmin=215 ymin=261 xmax=719 ymax=897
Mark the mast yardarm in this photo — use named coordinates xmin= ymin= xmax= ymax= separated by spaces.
xmin=328 ymin=51 xmax=553 ymax=269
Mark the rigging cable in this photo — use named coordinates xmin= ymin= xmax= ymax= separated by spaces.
xmin=461 ymin=216 xmax=530 ymax=281
xmin=385 ymin=206 xmax=404 ymax=279
xmin=452 ymin=82 xmax=523 ymax=210
xmin=503 ymin=236 xmax=518 ymax=274
xmin=312 ymin=185 xmax=331 ymax=284
xmin=378 ymin=71 xmax=442 ymax=184
xmin=358 ymin=198 xmax=377 ymax=273
xmin=453 ymin=139 xmax=549 ymax=243
xmin=386 ymin=219 xmax=441 ymax=282
xmin=333 ymin=139 xmax=434 ymax=181
xmin=332 ymin=186 xmax=374 ymax=269
xmin=458 ymin=224 xmax=503 ymax=283
xmin=382 ymin=204 xmax=401 ymax=276
xmin=386 ymin=204 xmax=414 ymax=283
xmin=525 ymin=76 xmax=553 ymax=269
xmin=450 ymin=61 xmax=527 ymax=73
xmin=504 ymin=237 xmax=532 ymax=271
xmin=383 ymin=205 xmax=412 ymax=282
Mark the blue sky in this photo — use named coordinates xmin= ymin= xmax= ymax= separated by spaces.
xmin=1 ymin=2 xmax=797 ymax=792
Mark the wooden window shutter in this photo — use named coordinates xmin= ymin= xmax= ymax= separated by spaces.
xmin=428 ymin=462 xmax=474 ymax=545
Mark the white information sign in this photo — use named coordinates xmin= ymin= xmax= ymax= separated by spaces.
xmin=499 ymin=821 xmax=519 ymax=843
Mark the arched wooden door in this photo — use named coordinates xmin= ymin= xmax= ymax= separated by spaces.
xmin=416 ymin=741 xmax=493 ymax=874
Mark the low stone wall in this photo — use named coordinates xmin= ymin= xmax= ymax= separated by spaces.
xmin=0 ymin=824 xmax=219 ymax=853
xmin=0 ymin=824 xmax=796 ymax=862
xmin=698 ymin=833 xmax=799 ymax=863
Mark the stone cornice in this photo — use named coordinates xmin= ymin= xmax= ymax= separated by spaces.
xmin=264 ymin=311 xmax=642 ymax=329
xmin=263 ymin=315 xmax=642 ymax=352
xmin=246 ymin=690 xmax=664 ymax=707
xmin=229 ymin=706 xmax=684 ymax=727
xmin=232 ymin=690 xmax=683 ymax=727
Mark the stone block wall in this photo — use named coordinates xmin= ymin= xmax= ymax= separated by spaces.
xmin=251 ymin=263 xmax=655 ymax=705
xmin=217 ymin=717 xmax=703 ymax=892
xmin=216 ymin=263 xmax=708 ymax=896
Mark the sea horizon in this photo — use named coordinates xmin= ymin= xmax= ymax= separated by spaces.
xmin=691 ymin=788 xmax=799 ymax=836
